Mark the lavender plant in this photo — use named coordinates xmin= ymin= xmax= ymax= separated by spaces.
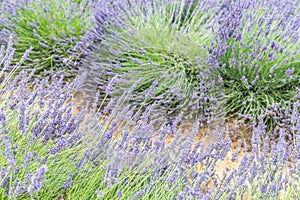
xmin=0 ymin=0 xmax=93 ymax=77
xmin=80 ymin=0 xmax=224 ymax=121
xmin=210 ymin=0 xmax=300 ymax=128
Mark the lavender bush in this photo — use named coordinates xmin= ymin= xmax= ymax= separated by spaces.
xmin=210 ymin=0 xmax=300 ymax=128
xmin=0 ymin=0 xmax=94 ymax=77
xmin=79 ymin=0 xmax=225 ymax=121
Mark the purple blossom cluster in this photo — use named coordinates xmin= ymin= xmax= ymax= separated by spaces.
xmin=0 ymin=0 xmax=22 ymax=44
xmin=0 ymin=44 xmax=89 ymax=197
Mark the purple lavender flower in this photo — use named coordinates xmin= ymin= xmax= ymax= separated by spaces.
xmin=27 ymin=165 xmax=48 ymax=196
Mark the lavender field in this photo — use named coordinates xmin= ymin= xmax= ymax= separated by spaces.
xmin=0 ymin=0 xmax=300 ymax=199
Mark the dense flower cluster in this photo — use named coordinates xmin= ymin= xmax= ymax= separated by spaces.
xmin=1 ymin=0 xmax=300 ymax=199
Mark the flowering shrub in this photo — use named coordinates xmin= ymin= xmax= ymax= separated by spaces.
xmin=210 ymin=0 xmax=300 ymax=128
xmin=0 ymin=0 xmax=93 ymax=77
xmin=80 ymin=0 xmax=224 ymax=121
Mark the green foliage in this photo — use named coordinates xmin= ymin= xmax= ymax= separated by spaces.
xmin=3 ymin=0 xmax=92 ymax=77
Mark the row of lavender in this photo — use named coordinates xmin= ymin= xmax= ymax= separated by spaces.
xmin=1 ymin=0 xmax=299 ymax=125
xmin=0 ymin=0 xmax=300 ymax=199
xmin=1 ymin=45 xmax=300 ymax=199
